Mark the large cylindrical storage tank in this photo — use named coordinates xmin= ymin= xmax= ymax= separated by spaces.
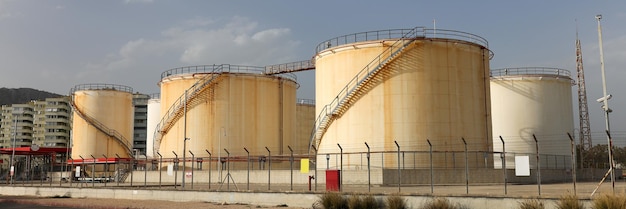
xmin=157 ymin=65 xmax=297 ymax=163
xmin=146 ymin=94 xmax=160 ymax=158
xmin=295 ymin=99 xmax=316 ymax=154
xmin=70 ymin=84 xmax=134 ymax=159
xmin=314 ymin=27 xmax=493 ymax=169
xmin=490 ymin=67 xmax=574 ymax=169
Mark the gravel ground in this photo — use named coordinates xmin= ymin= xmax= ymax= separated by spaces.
xmin=0 ymin=195 xmax=307 ymax=209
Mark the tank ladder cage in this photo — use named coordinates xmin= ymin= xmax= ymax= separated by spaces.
xmin=69 ymin=91 xmax=134 ymax=158
xmin=315 ymin=27 xmax=490 ymax=54
xmin=490 ymin=67 xmax=572 ymax=79
xmin=308 ymin=27 xmax=424 ymax=154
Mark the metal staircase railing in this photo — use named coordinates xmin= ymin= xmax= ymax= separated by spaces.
xmin=264 ymin=60 xmax=315 ymax=75
xmin=152 ymin=65 xmax=225 ymax=154
xmin=70 ymin=99 xmax=134 ymax=157
xmin=308 ymin=27 xmax=424 ymax=153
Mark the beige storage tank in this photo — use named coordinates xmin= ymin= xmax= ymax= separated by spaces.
xmin=313 ymin=27 xmax=493 ymax=169
xmin=490 ymin=67 xmax=575 ymax=169
xmin=156 ymin=64 xmax=298 ymax=161
xmin=70 ymin=84 xmax=134 ymax=159
xmin=146 ymin=94 xmax=160 ymax=158
xmin=295 ymin=99 xmax=316 ymax=154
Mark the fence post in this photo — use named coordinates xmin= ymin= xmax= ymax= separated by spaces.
xmin=394 ymin=141 xmax=400 ymax=193
xmin=172 ymin=151 xmax=178 ymax=189
xmin=189 ymin=150 xmax=194 ymax=189
xmin=265 ymin=147 xmax=271 ymax=191
xmin=462 ymin=138 xmax=468 ymax=194
xmin=499 ymin=136 xmax=507 ymax=195
xmin=427 ymin=139 xmax=433 ymax=193
xmin=337 ymin=143 xmax=343 ymax=192
xmin=533 ymin=134 xmax=541 ymax=196
xmin=157 ymin=152 xmax=162 ymax=189
xmin=365 ymin=142 xmax=370 ymax=193
xmin=115 ymin=154 xmax=120 ymax=187
xmin=90 ymin=155 xmax=96 ymax=188
xmin=568 ymin=133 xmax=577 ymax=194
xmin=288 ymin=145 xmax=294 ymax=191
xmin=311 ymin=145 xmax=318 ymax=191
xmin=244 ymin=147 xmax=250 ymax=191
xmin=79 ymin=155 xmax=84 ymax=188
xmin=102 ymin=154 xmax=108 ymax=187
xmin=145 ymin=153 xmax=148 ymax=188
xmin=205 ymin=150 xmax=211 ymax=190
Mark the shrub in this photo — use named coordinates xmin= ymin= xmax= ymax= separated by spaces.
xmin=386 ymin=193 xmax=407 ymax=209
xmin=592 ymin=193 xmax=626 ymax=209
xmin=556 ymin=193 xmax=584 ymax=209
xmin=361 ymin=194 xmax=381 ymax=209
xmin=422 ymin=197 xmax=463 ymax=209
xmin=518 ymin=199 xmax=545 ymax=209
xmin=316 ymin=192 xmax=347 ymax=209
xmin=347 ymin=195 xmax=363 ymax=209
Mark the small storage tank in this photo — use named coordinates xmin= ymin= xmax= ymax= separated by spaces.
xmin=491 ymin=67 xmax=575 ymax=168
xmin=314 ymin=27 xmax=493 ymax=169
xmin=157 ymin=65 xmax=298 ymax=161
xmin=70 ymin=84 xmax=134 ymax=159
xmin=146 ymin=94 xmax=161 ymax=158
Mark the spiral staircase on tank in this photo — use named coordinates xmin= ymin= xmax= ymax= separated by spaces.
xmin=308 ymin=27 xmax=425 ymax=153
xmin=152 ymin=65 xmax=225 ymax=155
xmin=70 ymin=98 xmax=134 ymax=157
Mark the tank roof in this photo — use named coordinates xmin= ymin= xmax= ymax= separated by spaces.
xmin=315 ymin=27 xmax=489 ymax=54
xmin=161 ymin=64 xmax=297 ymax=82
xmin=70 ymin=83 xmax=133 ymax=95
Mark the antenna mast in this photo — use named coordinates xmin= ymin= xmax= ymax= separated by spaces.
xmin=576 ymin=23 xmax=593 ymax=152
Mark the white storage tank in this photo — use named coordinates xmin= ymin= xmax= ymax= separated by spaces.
xmin=146 ymin=94 xmax=161 ymax=158
xmin=490 ymin=67 xmax=575 ymax=169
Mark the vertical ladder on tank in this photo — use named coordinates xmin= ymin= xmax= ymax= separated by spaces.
xmin=70 ymin=97 xmax=134 ymax=157
xmin=309 ymin=27 xmax=424 ymax=153
xmin=152 ymin=65 xmax=225 ymax=155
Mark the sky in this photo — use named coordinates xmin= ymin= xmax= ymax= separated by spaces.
xmin=0 ymin=0 xmax=625 ymax=145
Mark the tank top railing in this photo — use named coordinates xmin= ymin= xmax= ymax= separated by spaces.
xmin=490 ymin=67 xmax=571 ymax=78
xmin=309 ymin=27 xmax=424 ymax=153
xmin=70 ymin=98 xmax=133 ymax=157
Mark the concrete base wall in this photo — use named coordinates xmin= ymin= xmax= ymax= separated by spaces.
xmin=0 ymin=186 xmax=592 ymax=209
xmin=383 ymin=168 xmax=620 ymax=185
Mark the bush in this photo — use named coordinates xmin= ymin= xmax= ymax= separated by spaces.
xmin=422 ymin=197 xmax=463 ymax=209
xmin=592 ymin=193 xmax=626 ymax=209
xmin=347 ymin=195 xmax=363 ymax=209
xmin=316 ymin=192 xmax=347 ymax=209
xmin=556 ymin=193 xmax=584 ymax=209
xmin=386 ymin=193 xmax=407 ymax=209
xmin=518 ymin=199 xmax=545 ymax=209
xmin=361 ymin=194 xmax=381 ymax=209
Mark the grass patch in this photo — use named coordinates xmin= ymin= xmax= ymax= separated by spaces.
xmin=422 ymin=197 xmax=465 ymax=209
xmin=592 ymin=193 xmax=626 ymax=209
xmin=386 ymin=193 xmax=407 ymax=209
xmin=316 ymin=192 xmax=346 ymax=209
xmin=555 ymin=193 xmax=583 ymax=209
xmin=518 ymin=199 xmax=544 ymax=209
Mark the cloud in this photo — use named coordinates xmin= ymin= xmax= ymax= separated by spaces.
xmin=0 ymin=0 xmax=20 ymax=20
xmin=80 ymin=16 xmax=301 ymax=92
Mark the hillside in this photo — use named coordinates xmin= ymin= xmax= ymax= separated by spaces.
xmin=0 ymin=88 xmax=63 ymax=106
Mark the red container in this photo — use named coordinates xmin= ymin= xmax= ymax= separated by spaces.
xmin=325 ymin=170 xmax=341 ymax=191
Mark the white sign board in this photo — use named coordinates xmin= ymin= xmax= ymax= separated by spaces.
xmin=167 ymin=164 xmax=174 ymax=176
xmin=515 ymin=156 xmax=530 ymax=176
xmin=75 ymin=166 xmax=81 ymax=177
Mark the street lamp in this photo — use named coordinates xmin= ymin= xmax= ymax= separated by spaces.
xmin=596 ymin=14 xmax=615 ymax=193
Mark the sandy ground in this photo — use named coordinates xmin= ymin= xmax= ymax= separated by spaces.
xmin=0 ymin=195 xmax=307 ymax=209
